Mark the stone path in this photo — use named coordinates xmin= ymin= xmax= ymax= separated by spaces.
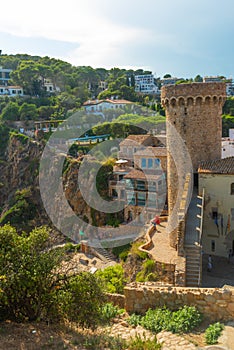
xmin=106 ymin=320 xmax=198 ymax=349
xmin=104 ymin=318 xmax=234 ymax=349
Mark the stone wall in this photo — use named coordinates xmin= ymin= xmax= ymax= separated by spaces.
xmin=161 ymin=82 xmax=226 ymax=250
xmin=123 ymin=283 xmax=234 ymax=321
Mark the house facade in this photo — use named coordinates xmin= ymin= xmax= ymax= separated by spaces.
xmin=0 ymin=67 xmax=12 ymax=86
xmin=109 ymin=134 xmax=167 ymax=224
xmin=0 ymin=86 xmax=24 ymax=96
xmin=83 ymin=98 xmax=132 ymax=113
xmin=134 ymin=74 xmax=159 ymax=94
xmin=198 ymin=157 xmax=234 ymax=257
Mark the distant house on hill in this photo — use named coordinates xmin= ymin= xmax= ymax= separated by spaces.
xmin=134 ymin=74 xmax=159 ymax=94
xmin=198 ymin=156 xmax=234 ymax=257
xmin=0 ymin=85 xmax=24 ymax=96
xmin=83 ymin=98 xmax=132 ymax=114
xmin=0 ymin=67 xmax=12 ymax=86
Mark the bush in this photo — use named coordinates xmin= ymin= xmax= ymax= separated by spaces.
xmin=205 ymin=322 xmax=224 ymax=345
xmin=167 ymin=305 xmax=202 ymax=333
xmin=0 ymin=225 xmax=64 ymax=321
xmin=127 ymin=313 xmax=142 ymax=327
xmin=127 ymin=334 xmax=161 ymax=350
xmin=140 ymin=308 xmax=172 ymax=333
xmin=58 ymin=272 xmax=106 ymax=329
xmin=136 ymin=259 xmax=158 ymax=282
xmin=128 ymin=306 xmax=202 ymax=335
xmin=96 ymin=264 xmax=126 ymax=294
xmin=100 ymin=303 xmax=124 ymax=323
xmin=130 ymin=241 xmax=148 ymax=260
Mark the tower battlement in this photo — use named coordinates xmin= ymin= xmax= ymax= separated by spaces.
xmin=161 ymin=82 xmax=226 ymax=105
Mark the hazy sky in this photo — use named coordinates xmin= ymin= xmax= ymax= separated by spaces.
xmin=1 ymin=0 xmax=233 ymax=78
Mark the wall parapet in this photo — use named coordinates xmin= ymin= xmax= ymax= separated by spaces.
xmin=124 ymin=283 xmax=234 ymax=321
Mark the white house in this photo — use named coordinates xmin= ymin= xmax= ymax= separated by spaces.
xmin=134 ymin=74 xmax=159 ymax=94
xmin=222 ymin=129 xmax=234 ymax=158
xmin=83 ymin=98 xmax=132 ymax=113
xmin=0 ymin=67 xmax=12 ymax=86
xmin=0 ymin=86 xmax=24 ymax=96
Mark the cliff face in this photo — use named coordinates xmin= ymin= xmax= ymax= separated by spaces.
xmin=0 ymin=133 xmax=108 ymax=237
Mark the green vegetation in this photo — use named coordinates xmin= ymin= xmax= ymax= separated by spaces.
xmin=0 ymin=224 xmax=107 ymax=329
xmin=127 ymin=335 xmax=161 ymax=350
xmin=112 ymin=243 xmax=131 ymax=261
xmin=100 ymin=302 xmax=125 ymax=323
xmin=96 ymin=264 xmax=126 ymax=294
xmin=136 ymin=259 xmax=159 ymax=282
xmin=205 ymin=322 xmax=224 ymax=345
xmin=130 ymin=240 xmax=148 ymax=260
xmin=128 ymin=306 xmax=202 ymax=334
xmin=222 ymin=114 xmax=234 ymax=136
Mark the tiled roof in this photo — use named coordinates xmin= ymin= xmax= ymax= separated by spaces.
xmin=134 ymin=147 xmax=167 ymax=157
xmin=198 ymin=157 xmax=234 ymax=174
xmin=119 ymin=134 xmax=153 ymax=146
xmin=124 ymin=169 xmax=162 ymax=180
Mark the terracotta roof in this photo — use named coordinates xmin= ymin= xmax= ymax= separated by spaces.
xmin=198 ymin=157 xmax=234 ymax=174
xmin=124 ymin=169 xmax=162 ymax=180
xmin=119 ymin=134 xmax=152 ymax=146
xmin=134 ymin=147 xmax=167 ymax=157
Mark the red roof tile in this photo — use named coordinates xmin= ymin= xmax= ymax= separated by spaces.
xmin=198 ymin=157 xmax=234 ymax=174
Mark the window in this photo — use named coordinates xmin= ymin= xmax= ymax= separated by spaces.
xmin=147 ymin=193 xmax=156 ymax=208
xmin=211 ymin=240 xmax=215 ymax=252
xmin=148 ymin=181 xmax=156 ymax=191
xmin=127 ymin=191 xmax=135 ymax=205
xmin=141 ymin=158 xmax=147 ymax=168
xmin=148 ymin=158 xmax=153 ymax=168
xmin=212 ymin=208 xmax=218 ymax=219
xmin=137 ymin=180 xmax=146 ymax=190
xmin=137 ymin=192 xmax=146 ymax=206
xmin=125 ymin=179 xmax=134 ymax=190
xmin=231 ymin=183 xmax=234 ymax=195
xmin=155 ymin=158 xmax=161 ymax=167
xmin=231 ymin=208 xmax=234 ymax=221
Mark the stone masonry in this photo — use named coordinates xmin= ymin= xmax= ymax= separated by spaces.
xmin=161 ymin=82 xmax=226 ymax=249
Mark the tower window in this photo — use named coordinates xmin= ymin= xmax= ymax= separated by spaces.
xmin=231 ymin=183 xmax=234 ymax=195
xmin=211 ymin=240 xmax=215 ymax=252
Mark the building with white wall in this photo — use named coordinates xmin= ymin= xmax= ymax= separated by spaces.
xmin=134 ymin=74 xmax=159 ymax=94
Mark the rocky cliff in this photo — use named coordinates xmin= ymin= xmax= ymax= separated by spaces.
xmin=0 ymin=132 xmax=112 ymax=240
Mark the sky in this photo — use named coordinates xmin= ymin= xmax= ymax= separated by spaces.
xmin=1 ymin=0 xmax=234 ymax=79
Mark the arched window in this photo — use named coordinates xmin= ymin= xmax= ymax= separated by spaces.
xmin=231 ymin=183 xmax=234 ymax=195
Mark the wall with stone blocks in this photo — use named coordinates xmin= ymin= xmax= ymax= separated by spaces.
xmin=107 ymin=283 xmax=234 ymax=322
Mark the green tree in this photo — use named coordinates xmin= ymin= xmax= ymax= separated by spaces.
xmin=0 ymin=101 xmax=20 ymax=121
xmin=0 ymin=225 xmax=64 ymax=321
xmin=194 ymin=74 xmax=203 ymax=82
xmin=19 ymin=102 xmax=38 ymax=120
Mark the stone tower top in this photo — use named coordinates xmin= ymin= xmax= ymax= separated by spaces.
xmin=161 ymin=82 xmax=226 ymax=105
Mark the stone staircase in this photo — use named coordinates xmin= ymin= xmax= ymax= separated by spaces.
xmin=185 ymin=245 xmax=201 ymax=287
xmin=88 ymin=239 xmax=116 ymax=263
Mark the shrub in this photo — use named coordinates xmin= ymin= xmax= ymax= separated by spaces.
xmin=128 ymin=306 xmax=202 ymax=335
xmin=0 ymin=225 xmax=64 ymax=321
xmin=130 ymin=240 xmax=148 ymax=260
xmin=127 ymin=334 xmax=161 ymax=350
xmin=100 ymin=303 xmax=124 ymax=323
xmin=58 ymin=272 xmax=106 ymax=329
xmin=136 ymin=259 xmax=158 ymax=282
xmin=205 ymin=322 xmax=224 ymax=344
xmin=140 ymin=308 xmax=172 ymax=333
xmin=167 ymin=305 xmax=202 ymax=333
xmin=127 ymin=313 xmax=142 ymax=327
xmin=96 ymin=264 xmax=126 ymax=294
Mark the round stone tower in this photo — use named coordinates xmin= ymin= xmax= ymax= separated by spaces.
xmin=161 ymin=82 xmax=226 ymax=248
